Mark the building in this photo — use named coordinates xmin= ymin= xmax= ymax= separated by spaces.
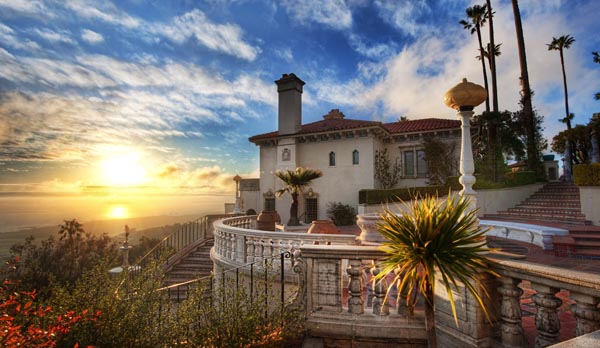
xmin=247 ymin=73 xmax=463 ymax=224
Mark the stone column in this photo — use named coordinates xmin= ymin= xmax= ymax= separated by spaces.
xmin=498 ymin=277 xmax=526 ymax=347
xmin=347 ymin=259 xmax=364 ymax=314
xmin=531 ymin=284 xmax=562 ymax=348
xmin=458 ymin=108 xmax=477 ymax=211
xmin=570 ymin=292 xmax=600 ymax=337
xmin=371 ymin=264 xmax=389 ymax=316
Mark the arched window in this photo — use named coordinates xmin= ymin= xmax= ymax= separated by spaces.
xmin=352 ymin=150 xmax=359 ymax=165
xmin=329 ymin=152 xmax=336 ymax=166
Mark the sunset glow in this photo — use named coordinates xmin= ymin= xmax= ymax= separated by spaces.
xmin=107 ymin=205 xmax=129 ymax=219
xmin=100 ymin=152 xmax=148 ymax=187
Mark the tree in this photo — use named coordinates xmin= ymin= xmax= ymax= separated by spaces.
xmin=375 ymin=194 xmax=496 ymax=348
xmin=512 ymin=0 xmax=539 ymax=173
xmin=422 ymin=137 xmax=458 ymax=185
xmin=274 ymin=167 xmax=322 ymax=226
xmin=551 ymin=125 xmax=592 ymax=165
xmin=548 ymin=35 xmax=576 ymax=129
xmin=7 ymin=220 xmax=118 ymax=295
xmin=460 ymin=4 xmax=490 ymax=113
xmin=374 ymin=148 xmax=401 ymax=189
xmin=593 ymin=51 xmax=599 ymax=100
xmin=485 ymin=0 xmax=499 ymax=113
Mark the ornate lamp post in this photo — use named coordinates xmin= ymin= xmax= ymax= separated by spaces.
xmin=233 ymin=174 xmax=242 ymax=214
xmin=444 ymin=78 xmax=487 ymax=210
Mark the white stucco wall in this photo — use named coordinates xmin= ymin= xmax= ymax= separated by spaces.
xmin=579 ymin=186 xmax=600 ymax=226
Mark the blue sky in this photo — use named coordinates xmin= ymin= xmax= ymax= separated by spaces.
xmin=1 ymin=0 xmax=599 ymax=193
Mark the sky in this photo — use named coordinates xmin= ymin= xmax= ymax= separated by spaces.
xmin=1 ymin=0 xmax=599 ymax=194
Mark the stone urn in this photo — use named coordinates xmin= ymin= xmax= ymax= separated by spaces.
xmin=356 ymin=214 xmax=385 ymax=243
xmin=256 ymin=210 xmax=280 ymax=231
xmin=307 ymin=220 xmax=340 ymax=234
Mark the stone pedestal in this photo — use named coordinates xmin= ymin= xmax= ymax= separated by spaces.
xmin=357 ymin=214 xmax=385 ymax=243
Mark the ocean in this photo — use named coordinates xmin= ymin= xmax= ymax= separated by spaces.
xmin=0 ymin=192 xmax=232 ymax=234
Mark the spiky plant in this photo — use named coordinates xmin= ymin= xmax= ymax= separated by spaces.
xmin=274 ymin=167 xmax=322 ymax=226
xmin=375 ymin=193 xmax=497 ymax=348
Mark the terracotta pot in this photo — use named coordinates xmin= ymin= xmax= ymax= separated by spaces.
xmin=257 ymin=210 xmax=279 ymax=231
xmin=307 ymin=220 xmax=340 ymax=235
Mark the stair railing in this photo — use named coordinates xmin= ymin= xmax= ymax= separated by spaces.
xmin=156 ymin=250 xmax=294 ymax=309
xmin=133 ymin=214 xmax=232 ymax=269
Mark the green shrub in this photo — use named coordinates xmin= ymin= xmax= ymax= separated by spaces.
xmin=359 ymin=185 xmax=452 ymax=204
xmin=326 ymin=202 xmax=357 ymax=226
xmin=504 ymin=171 xmax=537 ymax=186
xmin=574 ymin=164 xmax=600 ymax=186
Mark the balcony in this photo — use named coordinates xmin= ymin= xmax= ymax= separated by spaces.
xmin=211 ymin=215 xmax=600 ymax=347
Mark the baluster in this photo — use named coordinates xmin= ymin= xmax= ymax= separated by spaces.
xmin=263 ymin=238 xmax=272 ymax=261
xmin=371 ymin=263 xmax=389 ymax=316
xmin=229 ymin=233 xmax=236 ymax=261
xmin=498 ymin=277 xmax=526 ymax=347
xmin=347 ymin=259 xmax=364 ymax=314
xmin=246 ymin=238 xmax=255 ymax=264
xmin=531 ymin=284 xmax=562 ymax=348
xmin=224 ymin=232 xmax=231 ymax=260
xmin=215 ymin=231 xmax=222 ymax=256
xmin=570 ymin=293 xmax=600 ymax=337
xmin=254 ymin=239 xmax=263 ymax=263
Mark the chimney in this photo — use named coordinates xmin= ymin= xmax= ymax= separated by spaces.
xmin=275 ymin=73 xmax=305 ymax=135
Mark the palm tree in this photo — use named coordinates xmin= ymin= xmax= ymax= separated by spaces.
xmin=274 ymin=167 xmax=322 ymax=226
xmin=460 ymin=4 xmax=490 ymax=113
xmin=511 ymin=0 xmax=539 ymax=173
xmin=376 ymin=194 xmax=496 ymax=348
xmin=548 ymin=35 xmax=575 ymax=129
xmin=485 ymin=0 xmax=499 ymax=112
xmin=593 ymin=51 xmax=599 ymax=100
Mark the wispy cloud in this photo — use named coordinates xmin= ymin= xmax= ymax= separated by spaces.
xmin=63 ymin=0 xmax=141 ymax=28
xmin=0 ymin=23 xmax=40 ymax=51
xmin=374 ymin=0 xmax=433 ymax=37
xmin=33 ymin=28 xmax=75 ymax=44
xmin=281 ymin=0 xmax=353 ymax=30
xmin=81 ymin=29 xmax=104 ymax=44
xmin=155 ymin=9 xmax=260 ymax=61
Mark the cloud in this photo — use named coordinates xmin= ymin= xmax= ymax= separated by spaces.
xmin=374 ymin=0 xmax=433 ymax=37
xmin=281 ymin=0 xmax=352 ymax=30
xmin=155 ymin=9 xmax=260 ymax=61
xmin=150 ymin=163 xmax=234 ymax=192
xmin=33 ymin=28 xmax=75 ymax=44
xmin=348 ymin=33 xmax=397 ymax=59
xmin=63 ymin=0 xmax=141 ymax=28
xmin=81 ymin=29 xmax=104 ymax=44
xmin=0 ymin=23 xmax=40 ymax=51
xmin=0 ymin=0 xmax=49 ymax=16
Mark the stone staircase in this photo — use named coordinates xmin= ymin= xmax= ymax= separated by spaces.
xmin=484 ymin=181 xmax=591 ymax=225
xmin=163 ymin=238 xmax=214 ymax=302
xmin=484 ymin=181 xmax=600 ymax=259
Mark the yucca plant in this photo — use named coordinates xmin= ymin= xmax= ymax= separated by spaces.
xmin=375 ymin=193 xmax=497 ymax=348
xmin=274 ymin=167 xmax=323 ymax=226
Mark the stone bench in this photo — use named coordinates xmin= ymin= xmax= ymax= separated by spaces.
xmin=480 ymin=219 xmax=569 ymax=250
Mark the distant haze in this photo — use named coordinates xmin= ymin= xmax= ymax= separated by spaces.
xmin=0 ymin=192 xmax=231 ymax=234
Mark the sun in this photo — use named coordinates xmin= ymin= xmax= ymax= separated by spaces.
xmin=100 ymin=151 xmax=148 ymax=187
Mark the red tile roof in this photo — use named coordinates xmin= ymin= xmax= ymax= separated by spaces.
xmin=249 ymin=114 xmax=460 ymax=143
xmin=384 ymin=118 xmax=460 ymax=133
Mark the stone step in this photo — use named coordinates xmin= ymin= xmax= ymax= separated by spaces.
xmin=505 ymin=207 xmax=587 ymax=217
xmin=527 ymin=193 xmax=580 ymax=200
xmin=484 ymin=213 xmax=592 ymax=225
xmin=517 ymin=201 xmax=581 ymax=208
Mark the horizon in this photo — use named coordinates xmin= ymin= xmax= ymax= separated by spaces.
xmin=1 ymin=0 xmax=599 ymax=193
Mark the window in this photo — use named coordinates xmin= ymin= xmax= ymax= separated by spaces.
xmin=304 ymin=197 xmax=318 ymax=223
xmin=264 ymin=197 xmax=275 ymax=211
xmin=404 ymin=151 xmax=414 ymax=176
xmin=417 ymin=150 xmax=428 ymax=176
xmin=352 ymin=150 xmax=359 ymax=165
xmin=329 ymin=151 xmax=336 ymax=166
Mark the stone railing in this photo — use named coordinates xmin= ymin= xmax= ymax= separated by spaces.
xmin=289 ymin=244 xmax=600 ymax=348
xmin=489 ymin=254 xmax=600 ymax=348
xmin=212 ymin=215 xmax=357 ymax=273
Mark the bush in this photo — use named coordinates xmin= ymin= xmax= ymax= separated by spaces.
xmin=326 ymin=202 xmax=357 ymax=226
xmin=574 ymin=164 xmax=600 ymax=186
xmin=504 ymin=171 xmax=537 ymax=186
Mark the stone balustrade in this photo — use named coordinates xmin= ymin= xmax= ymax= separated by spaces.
xmin=211 ymin=217 xmax=600 ymax=347
xmin=489 ymin=254 xmax=600 ymax=348
xmin=212 ymin=215 xmax=357 ymax=273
